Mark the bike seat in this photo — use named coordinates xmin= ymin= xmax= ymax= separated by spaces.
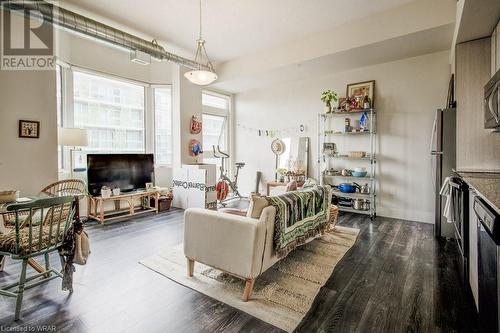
xmin=235 ymin=162 xmax=245 ymax=168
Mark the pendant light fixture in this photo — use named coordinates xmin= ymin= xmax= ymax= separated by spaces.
xmin=184 ymin=0 xmax=218 ymax=85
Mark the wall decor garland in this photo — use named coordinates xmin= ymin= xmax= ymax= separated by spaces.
xmin=237 ymin=123 xmax=307 ymax=138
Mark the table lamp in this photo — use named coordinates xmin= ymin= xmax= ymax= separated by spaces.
xmin=58 ymin=127 xmax=88 ymax=177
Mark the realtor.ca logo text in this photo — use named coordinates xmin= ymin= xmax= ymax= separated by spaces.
xmin=1 ymin=1 xmax=56 ymax=71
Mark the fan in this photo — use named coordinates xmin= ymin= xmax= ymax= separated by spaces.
xmin=271 ymin=139 xmax=286 ymax=181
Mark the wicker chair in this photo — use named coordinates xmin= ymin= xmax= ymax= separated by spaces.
xmin=0 ymin=180 xmax=86 ymax=277
xmin=0 ymin=196 xmax=76 ymax=320
xmin=2 ymin=179 xmax=86 ymax=228
xmin=40 ymin=179 xmax=87 ymax=197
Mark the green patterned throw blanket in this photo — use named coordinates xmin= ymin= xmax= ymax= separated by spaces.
xmin=266 ymin=185 xmax=331 ymax=259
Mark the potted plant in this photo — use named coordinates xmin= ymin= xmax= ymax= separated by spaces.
xmin=276 ymin=168 xmax=288 ymax=183
xmin=321 ymin=90 xmax=338 ymax=113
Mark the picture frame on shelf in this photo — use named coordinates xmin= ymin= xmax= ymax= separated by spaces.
xmin=18 ymin=120 xmax=40 ymax=138
xmin=346 ymin=80 xmax=375 ymax=108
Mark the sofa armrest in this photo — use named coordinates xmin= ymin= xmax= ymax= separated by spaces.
xmin=184 ymin=208 xmax=267 ymax=279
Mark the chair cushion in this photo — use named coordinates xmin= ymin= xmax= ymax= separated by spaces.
xmin=246 ymin=194 xmax=269 ymax=219
xmin=0 ymin=226 xmax=65 ymax=256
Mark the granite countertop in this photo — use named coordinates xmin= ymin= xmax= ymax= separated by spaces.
xmin=456 ymin=171 xmax=500 ymax=214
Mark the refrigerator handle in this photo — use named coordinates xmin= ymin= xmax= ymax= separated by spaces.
xmin=429 ymin=111 xmax=438 ymax=154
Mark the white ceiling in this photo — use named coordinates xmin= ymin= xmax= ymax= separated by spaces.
xmin=64 ymin=0 xmax=416 ymax=62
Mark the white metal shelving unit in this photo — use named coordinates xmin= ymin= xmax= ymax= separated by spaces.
xmin=317 ymin=109 xmax=377 ymax=219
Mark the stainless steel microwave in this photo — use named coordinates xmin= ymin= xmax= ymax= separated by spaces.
xmin=484 ymin=68 xmax=500 ymax=131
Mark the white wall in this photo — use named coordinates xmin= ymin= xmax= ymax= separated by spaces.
xmin=57 ymin=31 xmax=173 ymax=84
xmin=234 ymin=51 xmax=450 ymax=223
xmin=0 ymin=9 xmax=58 ymax=195
xmin=171 ymin=66 xmax=203 ymax=166
xmin=0 ymin=70 xmax=58 ymax=195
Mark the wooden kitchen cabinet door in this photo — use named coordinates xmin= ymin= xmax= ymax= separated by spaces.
xmin=496 ymin=20 xmax=500 ymax=72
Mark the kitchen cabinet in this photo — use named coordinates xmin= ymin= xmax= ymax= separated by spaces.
xmin=492 ymin=20 xmax=500 ymax=76
xmin=469 ymin=189 xmax=479 ymax=310
xmin=456 ymin=38 xmax=499 ymax=171
xmin=492 ymin=28 xmax=497 ymax=76
xmin=492 ymin=21 xmax=500 ymax=75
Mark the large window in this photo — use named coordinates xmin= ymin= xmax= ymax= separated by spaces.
xmin=57 ymin=67 xmax=173 ymax=173
xmin=202 ymin=91 xmax=231 ymax=168
xmin=73 ymin=71 xmax=146 ymax=153
xmin=154 ymin=87 xmax=173 ymax=165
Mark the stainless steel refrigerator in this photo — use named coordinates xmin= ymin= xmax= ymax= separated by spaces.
xmin=430 ymin=108 xmax=456 ymax=238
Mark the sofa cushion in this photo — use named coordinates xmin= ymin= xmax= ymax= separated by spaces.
xmin=218 ymin=208 xmax=248 ymax=217
xmin=246 ymin=194 xmax=269 ymax=219
xmin=286 ymin=180 xmax=298 ymax=192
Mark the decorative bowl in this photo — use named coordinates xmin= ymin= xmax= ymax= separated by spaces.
xmin=352 ymin=171 xmax=368 ymax=177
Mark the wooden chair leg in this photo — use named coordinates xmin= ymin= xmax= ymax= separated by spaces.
xmin=27 ymin=258 xmax=45 ymax=274
xmin=242 ymin=279 xmax=255 ymax=302
xmin=14 ymin=259 xmax=28 ymax=321
xmin=187 ymin=258 xmax=194 ymax=277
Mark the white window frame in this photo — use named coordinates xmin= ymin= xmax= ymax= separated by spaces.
xmin=59 ymin=65 xmax=173 ymax=171
xmin=202 ymin=90 xmax=233 ymax=173
xmin=152 ymin=84 xmax=173 ymax=167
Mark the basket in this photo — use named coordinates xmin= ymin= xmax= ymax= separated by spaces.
xmin=329 ymin=205 xmax=339 ymax=231
xmin=348 ymin=151 xmax=366 ymax=158
xmin=0 ymin=190 xmax=19 ymax=204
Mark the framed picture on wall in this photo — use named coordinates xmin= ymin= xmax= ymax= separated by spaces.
xmin=18 ymin=120 xmax=40 ymax=138
xmin=346 ymin=80 xmax=375 ymax=108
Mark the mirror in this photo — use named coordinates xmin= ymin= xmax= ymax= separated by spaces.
xmin=278 ymin=137 xmax=309 ymax=179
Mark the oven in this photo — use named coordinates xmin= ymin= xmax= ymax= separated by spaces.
xmin=475 ymin=196 xmax=500 ymax=332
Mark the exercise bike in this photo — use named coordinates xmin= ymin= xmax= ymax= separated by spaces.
xmin=213 ymin=145 xmax=245 ymax=206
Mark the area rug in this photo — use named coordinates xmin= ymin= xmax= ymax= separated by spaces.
xmin=140 ymin=226 xmax=359 ymax=332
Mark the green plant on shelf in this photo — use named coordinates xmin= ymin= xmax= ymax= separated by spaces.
xmin=320 ymin=90 xmax=338 ymax=112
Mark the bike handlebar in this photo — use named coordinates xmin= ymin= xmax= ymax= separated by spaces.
xmin=212 ymin=145 xmax=229 ymax=158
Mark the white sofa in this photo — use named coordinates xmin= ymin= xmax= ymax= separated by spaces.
xmin=184 ymin=190 xmax=332 ymax=301
xmin=184 ymin=205 xmax=278 ymax=301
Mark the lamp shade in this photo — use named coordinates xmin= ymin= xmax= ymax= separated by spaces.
xmin=184 ymin=70 xmax=218 ymax=86
xmin=58 ymin=127 xmax=88 ymax=147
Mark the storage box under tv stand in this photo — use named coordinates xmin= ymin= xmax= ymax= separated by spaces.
xmin=87 ymin=190 xmax=160 ymax=224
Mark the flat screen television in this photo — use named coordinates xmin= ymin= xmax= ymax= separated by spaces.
xmin=87 ymin=154 xmax=154 ymax=196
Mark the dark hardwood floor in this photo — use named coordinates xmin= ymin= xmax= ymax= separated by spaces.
xmin=0 ymin=208 xmax=477 ymax=332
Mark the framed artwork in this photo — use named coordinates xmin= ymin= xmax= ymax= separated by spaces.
xmin=346 ymin=80 xmax=375 ymax=107
xmin=18 ymin=120 xmax=40 ymax=138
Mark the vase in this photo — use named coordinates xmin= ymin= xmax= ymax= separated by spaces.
xmin=324 ymin=105 xmax=331 ymax=113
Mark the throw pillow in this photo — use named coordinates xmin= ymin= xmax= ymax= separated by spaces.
xmin=286 ymin=180 xmax=298 ymax=192
xmin=246 ymin=194 xmax=269 ymax=219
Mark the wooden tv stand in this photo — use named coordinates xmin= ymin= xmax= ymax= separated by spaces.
xmin=88 ymin=190 xmax=160 ymax=224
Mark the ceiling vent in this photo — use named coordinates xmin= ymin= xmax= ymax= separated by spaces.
xmin=130 ymin=50 xmax=151 ymax=65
